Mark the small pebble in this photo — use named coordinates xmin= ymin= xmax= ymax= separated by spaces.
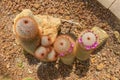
xmin=28 ymin=69 xmax=33 ymax=74
xmin=114 ymin=31 xmax=119 ymax=38
xmin=110 ymin=76 xmax=119 ymax=80
xmin=114 ymin=31 xmax=120 ymax=43
xmin=96 ymin=63 xmax=105 ymax=71
xmin=33 ymin=3 xmax=40 ymax=9
xmin=90 ymin=57 xmax=96 ymax=63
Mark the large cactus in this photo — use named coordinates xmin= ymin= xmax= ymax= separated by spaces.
xmin=13 ymin=16 xmax=41 ymax=55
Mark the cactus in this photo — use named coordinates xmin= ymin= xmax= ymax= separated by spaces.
xmin=54 ymin=35 xmax=76 ymax=65
xmin=76 ymin=27 xmax=109 ymax=61
xmin=41 ymin=35 xmax=52 ymax=47
xmin=34 ymin=46 xmax=49 ymax=62
xmin=76 ymin=30 xmax=98 ymax=61
xmin=13 ymin=16 xmax=41 ymax=55
xmin=47 ymin=47 xmax=58 ymax=62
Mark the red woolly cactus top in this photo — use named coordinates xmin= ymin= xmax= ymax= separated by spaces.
xmin=54 ymin=35 xmax=74 ymax=57
xmin=35 ymin=46 xmax=49 ymax=61
xmin=78 ymin=30 xmax=98 ymax=50
xmin=14 ymin=16 xmax=39 ymax=39
xmin=41 ymin=35 xmax=52 ymax=47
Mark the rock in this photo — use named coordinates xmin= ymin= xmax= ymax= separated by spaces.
xmin=90 ymin=57 xmax=96 ymax=63
xmin=110 ymin=76 xmax=119 ymax=80
xmin=105 ymin=74 xmax=111 ymax=79
xmin=28 ymin=69 xmax=33 ymax=74
xmin=102 ymin=52 xmax=107 ymax=56
xmin=114 ymin=31 xmax=119 ymax=38
xmin=114 ymin=31 xmax=120 ymax=43
xmin=65 ymin=16 xmax=70 ymax=20
xmin=96 ymin=63 xmax=105 ymax=70
xmin=33 ymin=3 xmax=40 ymax=9
xmin=6 ymin=63 xmax=10 ymax=68
xmin=36 ymin=62 xmax=42 ymax=69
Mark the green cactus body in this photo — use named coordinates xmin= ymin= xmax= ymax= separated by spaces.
xmin=60 ymin=52 xmax=75 ymax=65
xmin=76 ymin=41 xmax=93 ymax=61
xmin=91 ymin=27 xmax=109 ymax=48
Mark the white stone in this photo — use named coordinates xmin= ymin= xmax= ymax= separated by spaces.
xmin=97 ymin=0 xmax=115 ymax=8
xmin=109 ymin=0 xmax=120 ymax=20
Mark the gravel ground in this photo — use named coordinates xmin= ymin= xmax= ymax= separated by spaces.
xmin=0 ymin=0 xmax=120 ymax=80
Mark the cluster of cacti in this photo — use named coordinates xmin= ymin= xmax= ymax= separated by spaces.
xmin=13 ymin=9 xmax=109 ymax=65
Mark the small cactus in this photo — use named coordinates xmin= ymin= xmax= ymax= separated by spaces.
xmin=76 ymin=30 xmax=98 ymax=61
xmin=41 ymin=35 xmax=52 ymax=47
xmin=14 ymin=16 xmax=40 ymax=39
xmin=35 ymin=46 xmax=49 ymax=61
xmin=47 ymin=47 xmax=58 ymax=62
xmin=54 ymin=35 xmax=76 ymax=65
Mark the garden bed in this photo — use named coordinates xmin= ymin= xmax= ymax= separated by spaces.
xmin=0 ymin=0 xmax=120 ymax=80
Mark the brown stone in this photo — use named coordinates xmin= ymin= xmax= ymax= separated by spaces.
xmin=96 ymin=63 xmax=105 ymax=70
xmin=33 ymin=3 xmax=40 ymax=9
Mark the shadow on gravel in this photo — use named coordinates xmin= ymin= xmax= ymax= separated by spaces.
xmin=57 ymin=61 xmax=73 ymax=78
xmin=22 ymin=48 xmax=89 ymax=79
xmin=37 ymin=62 xmax=60 ymax=80
xmin=37 ymin=59 xmax=90 ymax=80
xmin=23 ymin=50 xmax=40 ymax=65
xmin=74 ymin=59 xmax=90 ymax=78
